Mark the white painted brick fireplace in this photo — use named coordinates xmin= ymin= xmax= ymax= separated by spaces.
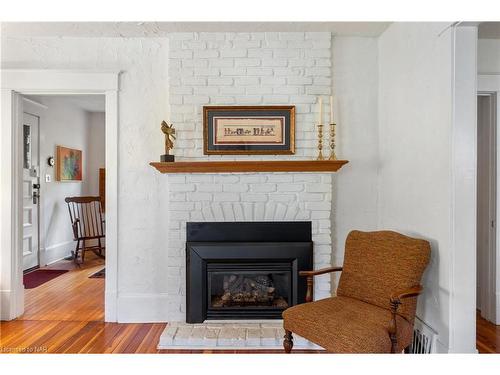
xmin=165 ymin=31 xmax=335 ymax=321
xmin=166 ymin=173 xmax=333 ymax=320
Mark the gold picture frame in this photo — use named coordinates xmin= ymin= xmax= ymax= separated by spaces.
xmin=203 ymin=106 xmax=295 ymax=155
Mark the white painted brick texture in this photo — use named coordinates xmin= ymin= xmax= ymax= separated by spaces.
xmin=166 ymin=32 xmax=334 ymax=321
xmin=166 ymin=173 xmax=333 ymax=320
xmin=169 ymin=31 xmax=332 ymax=160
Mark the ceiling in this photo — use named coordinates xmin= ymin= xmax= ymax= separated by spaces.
xmin=1 ymin=22 xmax=391 ymax=37
xmin=6 ymin=22 xmax=500 ymax=39
xmin=478 ymin=22 xmax=500 ymax=39
xmin=28 ymin=95 xmax=105 ymax=113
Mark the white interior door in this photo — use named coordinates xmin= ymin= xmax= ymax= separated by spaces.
xmin=22 ymin=110 xmax=40 ymax=271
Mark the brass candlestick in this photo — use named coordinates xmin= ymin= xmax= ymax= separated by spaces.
xmin=329 ymin=123 xmax=337 ymax=160
xmin=316 ymin=124 xmax=324 ymax=160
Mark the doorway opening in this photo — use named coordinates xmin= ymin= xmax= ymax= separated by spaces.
xmin=476 ymin=91 xmax=500 ymax=352
xmin=1 ymin=70 xmax=118 ymax=323
xmin=20 ymin=94 xmax=106 ymax=322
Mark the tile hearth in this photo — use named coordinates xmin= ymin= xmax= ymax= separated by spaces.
xmin=158 ymin=322 xmax=324 ymax=350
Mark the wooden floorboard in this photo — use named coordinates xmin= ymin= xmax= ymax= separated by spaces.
xmin=5 ymin=253 xmax=497 ymax=354
xmin=1 ymin=253 xmax=322 ymax=354
xmin=21 ymin=254 xmax=105 ymax=322
xmin=0 ymin=253 xmax=169 ymax=354
xmin=476 ymin=312 xmax=500 ymax=353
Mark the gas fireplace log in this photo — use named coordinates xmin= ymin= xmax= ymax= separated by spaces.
xmin=222 ymin=274 xmax=276 ymax=305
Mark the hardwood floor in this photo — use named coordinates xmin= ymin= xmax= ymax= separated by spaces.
xmin=1 ymin=253 xmax=316 ymax=354
xmin=1 ymin=253 xmax=165 ymax=354
xmin=22 ymin=253 xmax=105 ymax=321
xmin=476 ymin=312 xmax=500 ymax=353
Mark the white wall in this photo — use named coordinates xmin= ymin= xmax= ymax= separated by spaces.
xmin=478 ymin=39 xmax=500 ymax=74
xmin=86 ymin=111 xmax=105 ymax=196
xmin=1 ymin=37 xmax=170 ymax=322
xmin=332 ymin=37 xmax=379 ymax=283
xmin=378 ymin=23 xmax=454 ymax=352
xmin=378 ymin=23 xmax=479 ymax=353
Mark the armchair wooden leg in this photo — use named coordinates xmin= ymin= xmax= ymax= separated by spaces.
xmin=388 ymin=299 xmax=401 ymax=353
xmin=283 ymin=330 xmax=293 ymax=353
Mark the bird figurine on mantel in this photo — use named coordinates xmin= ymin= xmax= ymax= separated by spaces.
xmin=160 ymin=120 xmax=176 ymax=162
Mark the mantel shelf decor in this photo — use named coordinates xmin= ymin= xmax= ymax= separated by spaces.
xmin=149 ymin=160 xmax=349 ymax=174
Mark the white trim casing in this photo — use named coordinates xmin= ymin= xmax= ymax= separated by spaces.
xmin=0 ymin=69 xmax=119 ymax=321
xmin=497 ymin=91 xmax=500 ymax=326
xmin=2 ymin=70 xmax=119 ymax=93
xmin=104 ymin=90 xmax=118 ymax=322
xmin=449 ymin=25 xmax=478 ymax=353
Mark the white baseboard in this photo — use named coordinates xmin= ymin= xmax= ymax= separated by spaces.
xmin=116 ymin=293 xmax=169 ymax=323
xmin=496 ymin=292 xmax=500 ymax=324
xmin=0 ymin=289 xmax=14 ymax=320
xmin=45 ymin=255 xmax=70 ymax=265
xmin=0 ymin=287 xmax=23 ymax=321
xmin=105 ymin=290 xmax=117 ymax=322
xmin=42 ymin=240 xmax=73 ymax=265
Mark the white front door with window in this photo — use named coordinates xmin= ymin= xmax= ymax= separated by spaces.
xmin=22 ymin=110 xmax=41 ymax=271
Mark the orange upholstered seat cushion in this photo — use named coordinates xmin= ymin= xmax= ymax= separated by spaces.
xmin=283 ymin=296 xmax=413 ymax=353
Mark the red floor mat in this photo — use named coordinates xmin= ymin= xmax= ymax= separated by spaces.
xmin=23 ymin=269 xmax=69 ymax=289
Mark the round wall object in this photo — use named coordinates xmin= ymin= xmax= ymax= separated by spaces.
xmin=47 ymin=156 xmax=55 ymax=167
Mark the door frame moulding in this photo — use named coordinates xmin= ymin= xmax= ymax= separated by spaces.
xmin=449 ymin=24 xmax=478 ymax=353
xmin=1 ymin=69 xmax=120 ymax=321
xmin=478 ymin=74 xmax=500 ymax=324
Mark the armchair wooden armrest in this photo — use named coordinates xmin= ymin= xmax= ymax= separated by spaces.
xmin=390 ymin=285 xmax=423 ymax=303
xmin=388 ymin=285 xmax=423 ymax=353
xmin=299 ymin=266 xmax=343 ymax=303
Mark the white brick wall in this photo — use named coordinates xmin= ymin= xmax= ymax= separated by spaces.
xmin=166 ymin=32 xmax=334 ymax=321
xmin=169 ymin=31 xmax=332 ymax=160
xmin=166 ymin=173 xmax=333 ymax=320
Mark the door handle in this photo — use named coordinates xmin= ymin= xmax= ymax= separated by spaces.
xmin=32 ymin=183 xmax=40 ymax=204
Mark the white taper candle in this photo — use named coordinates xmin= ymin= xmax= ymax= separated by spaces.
xmin=318 ymin=97 xmax=323 ymax=124
xmin=330 ymin=96 xmax=334 ymax=124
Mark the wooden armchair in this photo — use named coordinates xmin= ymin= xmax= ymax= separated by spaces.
xmin=65 ymin=196 xmax=105 ymax=264
xmin=282 ymin=230 xmax=430 ymax=353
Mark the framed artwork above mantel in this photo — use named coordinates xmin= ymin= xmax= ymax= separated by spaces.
xmin=203 ymin=105 xmax=295 ymax=155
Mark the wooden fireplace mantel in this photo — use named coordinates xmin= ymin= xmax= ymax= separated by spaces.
xmin=149 ymin=159 xmax=349 ymax=174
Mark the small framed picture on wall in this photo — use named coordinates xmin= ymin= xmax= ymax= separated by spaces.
xmin=56 ymin=145 xmax=83 ymax=182
xmin=203 ymin=106 xmax=295 ymax=155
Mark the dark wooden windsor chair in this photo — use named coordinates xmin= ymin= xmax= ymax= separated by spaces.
xmin=65 ymin=196 xmax=105 ymax=264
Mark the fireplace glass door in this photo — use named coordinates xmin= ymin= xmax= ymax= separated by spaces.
xmin=207 ymin=263 xmax=291 ymax=311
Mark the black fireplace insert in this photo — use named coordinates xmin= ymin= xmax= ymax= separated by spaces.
xmin=186 ymin=222 xmax=313 ymax=323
